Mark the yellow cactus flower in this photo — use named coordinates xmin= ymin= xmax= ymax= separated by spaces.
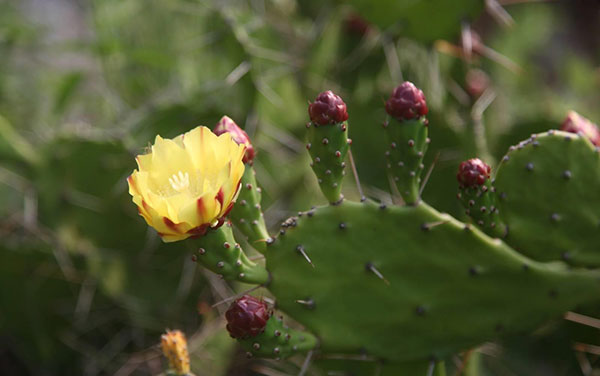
xmin=128 ymin=126 xmax=246 ymax=242
xmin=160 ymin=329 xmax=191 ymax=375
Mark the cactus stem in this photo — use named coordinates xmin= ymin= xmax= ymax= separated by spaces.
xmin=296 ymin=245 xmax=315 ymax=268
xmin=365 ymin=262 xmax=390 ymax=285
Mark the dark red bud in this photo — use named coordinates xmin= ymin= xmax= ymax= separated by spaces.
xmin=385 ymin=82 xmax=428 ymax=121
xmin=225 ymin=295 xmax=271 ymax=339
xmin=214 ymin=116 xmax=255 ymax=163
xmin=457 ymin=158 xmax=491 ymax=188
xmin=345 ymin=13 xmax=371 ymax=36
xmin=561 ymin=111 xmax=600 ymax=146
xmin=308 ymin=90 xmax=349 ymax=126
xmin=465 ymin=69 xmax=490 ymax=98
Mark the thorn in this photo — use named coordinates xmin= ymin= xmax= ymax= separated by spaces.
xmin=461 ymin=22 xmax=473 ymax=62
xmin=348 ymin=146 xmax=364 ymax=201
xmin=295 ymin=299 xmax=316 ymax=309
xmin=418 ymin=152 xmax=439 ymax=198
xmin=298 ymin=350 xmax=314 ymax=376
xmin=486 ymin=0 xmax=515 ymax=28
xmin=426 ymin=359 xmax=436 ymax=376
xmin=296 ymin=245 xmax=314 ymax=267
xmin=565 ymin=311 xmax=600 ymax=330
xmin=211 ymin=285 xmax=262 ymax=307
xmin=365 ymin=262 xmax=389 ymax=285
xmin=421 ymin=220 xmax=447 ymax=231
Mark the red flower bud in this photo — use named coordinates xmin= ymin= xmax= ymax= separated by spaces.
xmin=308 ymin=90 xmax=349 ymax=126
xmin=385 ymin=82 xmax=428 ymax=121
xmin=457 ymin=158 xmax=491 ymax=188
xmin=465 ymin=69 xmax=490 ymax=98
xmin=214 ymin=116 xmax=255 ymax=163
xmin=225 ymin=295 xmax=271 ymax=339
xmin=560 ymin=111 xmax=600 ymax=146
xmin=345 ymin=13 xmax=371 ymax=36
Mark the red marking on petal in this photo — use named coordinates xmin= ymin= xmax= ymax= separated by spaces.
xmin=187 ymin=224 xmax=209 ymax=237
xmin=141 ymin=200 xmax=151 ymax=213
xmin=222 ymin=202 xmax=235 ymax=218
xmin=163 ymin=217 xmax=180 ymax=233
xmin=216 ymin=189 xmax=225 ymax=207
xmin=197 ymin=197 xmax=206 ymax=219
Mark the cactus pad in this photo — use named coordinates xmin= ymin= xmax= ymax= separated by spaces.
xmin=265 ymin=200 xmax=600 ymax=362
xmin=495 ymin=131 xmax=600 ymax=266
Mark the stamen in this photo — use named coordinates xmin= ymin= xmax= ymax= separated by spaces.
xmin=169 ymin=171 xmax=190 ymax=192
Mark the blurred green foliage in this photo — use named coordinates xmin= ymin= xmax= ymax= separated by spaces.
xmin=1 ymin=0 xmax=600 ymax=374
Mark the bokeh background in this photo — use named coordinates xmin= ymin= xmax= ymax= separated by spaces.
xmin=1 ymin=0 xmax=600 ymax=375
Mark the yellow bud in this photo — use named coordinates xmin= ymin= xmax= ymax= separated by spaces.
xmin=161 ymin=329 xmax=191 ymax=375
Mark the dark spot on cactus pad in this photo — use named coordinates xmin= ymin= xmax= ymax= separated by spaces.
xmin=561 ymin=252 xmax=572 ymax=261
xmin=415 ymin=306 xmax=426 ymax=316
xmin=225 ymin=295 xmax=272 ymax=339
xmin=339 ymin=222 xmax=346 ymax=230
xmin=308 ymin=90 xmax=349 ymax=125
xmin=550 ymin=213 xmax=561 ymax=222
xmin=468 ymin=266 xmax=480 ymax=276
xmin=526 ymin=163 xmax=534 ymax=171
xmin=385 ymin=82 xmax=428 ymax=121
xmin=562 ymin=170 xmax=572 ymax=180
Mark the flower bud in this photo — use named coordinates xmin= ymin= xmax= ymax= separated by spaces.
xmin=465 ymin=69 xmax=490 ymax=98
xmin=160 ymin=330 xmax=190 ymax=375
xmin=385 ymin=82 xmax=428 ymax=121
xmin=308 ymin=90 xmax=349 ymax=126
xmin=560 ymin=111 xmax=600 ymax=146
xmin=214 ymin=116 xmax=255 ymax=163
xmin=225 ymin=295 xmax=271 ymax=339
xmin=457 ymin=158 xmax=491 ymax=188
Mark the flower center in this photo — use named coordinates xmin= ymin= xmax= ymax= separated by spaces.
xmin=168 ymin=171 xmax=190 ymax=193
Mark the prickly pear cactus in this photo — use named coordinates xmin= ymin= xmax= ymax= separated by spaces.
xmin=127 ymin=83 xmax=600 ymax=373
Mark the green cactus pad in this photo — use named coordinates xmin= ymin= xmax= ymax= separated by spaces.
xmin=194 ymin=224 xmax=269 ymax=284
xmin=384 ymin=117 xmax=429 ymax=204
xmin=229 ymin=166 xmax=270 ymax=253
xmin=265 ymin=200 xmax=600 ymax=362
xmin=458 ymin=180 xmax=506 ymax=238
xmin=494 ymin=131 xmax=600 ymax=266
xmin=306 ymin=121 xmax=349 ymax=204
xmin=237 ymin=314 xmax=318 ymax=359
